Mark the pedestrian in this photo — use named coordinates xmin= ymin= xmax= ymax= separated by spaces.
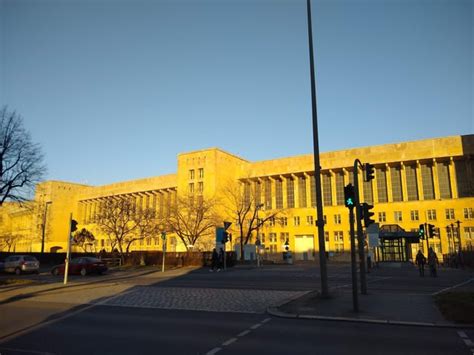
xmin=428 ymin=247 xmax=439 ymax=277
xmin=210 ymin=248 xmax=218 ymax=272
xmin=415 ymin=250 xmax=426 ymax=277
xmin=218 ymin=248 xmax=224 ymax=272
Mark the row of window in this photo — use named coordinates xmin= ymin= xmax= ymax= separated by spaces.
xmin=260 ymin=208 xmax=474 ymax=229
xmin=243 ymin=159 xmax=473 ymax=210
xmin=189 ymin=182 xmax=204 ymax=194
xmin=189 ymin=168 xmax=204 ymax=180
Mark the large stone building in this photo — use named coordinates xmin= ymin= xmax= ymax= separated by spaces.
xmin=1 ymin=135 xmax=473 ymax=261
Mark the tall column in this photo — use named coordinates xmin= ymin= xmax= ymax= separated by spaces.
xmin=282 ymin=175 xmax=288 ymax=209
xmin=400 ymin=162 xmax=408 ymax=202
xmin=330 ymin=170 xmax=337 ymax=206
xmin=386 ymin=164 xmax=393 ymax=203
xmin=293 ymin=174 xmax=300 ymax=209
xmin=448 ymin=157 xmax=458 ymax=199
xmin=415 ymin=160 xmax=424 ymax=201
xmin=432 ymin=158 xmax=441 ymax=200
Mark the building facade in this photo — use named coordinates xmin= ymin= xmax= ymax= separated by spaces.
xmin=1 ymin=135 xmax=473 ymax=260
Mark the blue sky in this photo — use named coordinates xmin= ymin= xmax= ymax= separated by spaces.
xmin=1 ymin=0 xmax=472 ymax=186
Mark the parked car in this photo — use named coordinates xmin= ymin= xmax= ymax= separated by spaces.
xmin=51 ymin=257 xmax=108 ymax=276
xmin=3 ymin=255 xmax=40 ymax=275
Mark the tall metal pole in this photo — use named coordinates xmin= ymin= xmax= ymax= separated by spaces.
xmin=349 ymin=207 xmax=359 ymax=312
xmin=64 ymin=213 xmax=72 ymax=285
xmin=307 ymin=0 xmax=328 ymax=298
xmin=40 ymin=201 xmax=51 ymax=254
xmin=353 ymin=160 xmax=367 ymax=295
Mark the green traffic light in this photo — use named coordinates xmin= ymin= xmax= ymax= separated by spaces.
xmin=346 ymin=198 xmax=354 ymax=206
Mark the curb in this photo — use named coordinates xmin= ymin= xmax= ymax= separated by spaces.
xmin=266 ymin=307 xmax=474 ymax=329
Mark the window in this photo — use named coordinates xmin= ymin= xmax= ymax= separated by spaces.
xmin=322 ymin=173 xmax=332 ymax=206
xmin=298 ymin=176 xmax=307 ymax=208
xmin=334 ymin=214 xmax=342 ymax=225
xmin=394 ymin=211 xmax=402 ymax=222
xmin=287 ymin=178 xmax=295 ymax=208
xmin=189 ymin=183 xmax=194 ymax=193
xmin=335 ymin=172 xmax=344 ymax=205
xmin=455 ymin=160 xmax=474 ymax=198
xmin=405 ymin=165 xmax=419 ymax=201
xmin=427 ymin=209 xmax=437 ymax=221
xmin=146 ymin=237 xmax=151 ymax=246
xmin=269 ymin=233 xmax=277 ymax=243
xmin=198 ymin=168 xmax=204 ymax=179
xmin=464 ymin=227 xmax=474 ymax=247
xmin=390 ymin=166 xmax=403 ymax=202
xmin=437 ymin=162 xmax=452 ymax=199
xmin=306 ymin=215 xmax=314 ymax=225
xmin=410 ymin=210 xmax=419 ymax=221
xmin=243 ymin=182 xmax=251 ymax=207
xmin=255 ymin=181 xmax=262 ymax=206
xmin=280 ymin=217 xmax=288 ymax=226
xmin=280 ymin=232 xmax=289 ymax=243
xmin=378 ymin=212 xmax=386 ymax=223
xmin=376 ymin=168 xmax=388 ymax=203
xmin=464 ymin=208 xmax=473 ymax=219
xmin=445 ymin=209 xmax=455 ymax=220
xmin=310 ymin=175 xmax=316 ymax=207
xmin=275 ymin=179 xmax=283 ymax=209
xmin=198 ymin=182 xmax=203 ymax=193
xmin=189 ymin=169 xmax=195 ymax=180
xmin=269 ymin=217 xmax=275 ymax=227
xmin=323 ymin=215 xmax=327 ymax=224
xmin=265 ymin=179 xmax=272 ymax=210
xmin=294 ymin=216 xmax=300 ymax=226
xmin=334 ymin=231 xmax=344 ymax=252
xmin=421 ymin=163 xmax=435 ymax=200
xmin=363 ymin=180 xmax=373 ymax=205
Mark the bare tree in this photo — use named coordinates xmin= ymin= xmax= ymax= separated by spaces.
xmin=73 ymin=228 xmax=96 ymax=252
xmin=0 ymin=107 xmax=46 ymax=205
xmin=167 ymin=194 xmax=219 ymax=251
xmin=222 ymin=179 xmax=282 ymax=260
xmin=95 ymin=195 xmax=162 ymax=262
xmin=0 ymin=232 xmax=17 ymax=252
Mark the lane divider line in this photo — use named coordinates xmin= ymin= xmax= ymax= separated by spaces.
xmin=205 ymin=347 xmax=221 ymax=355
xmin=432 ymin=278 xmax=474 ymax=296
xmin=250 ymin=323 xmax=262 ymax=330
xmin=237 ymin=330 xmax=250 ymax=337
xmin=222 ymin=338 xmax=237 ymax=346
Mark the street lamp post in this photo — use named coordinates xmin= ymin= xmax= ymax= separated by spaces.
xmin=306 ymin=0 xmax=329 ymax=298
xmin=40 ymin=201 xmax=52 ymax=254
xmin=256 ymin=203 xmax=264 ymax=267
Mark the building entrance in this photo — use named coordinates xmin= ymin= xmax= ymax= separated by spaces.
xmin=294 ymin=235 xmax=315 ymax=261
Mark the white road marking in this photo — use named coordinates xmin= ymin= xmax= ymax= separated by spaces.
xmin=0 ymin=347 xmax=55 ymax=355
xmin=432 ymin=278 xmax=474 ymax=296
xmin=205 ymin=347 xmax=222 ymax=355
xmin=250 ymin=323 xmax=262 ymax=330
xmin=238 ymin=330 xmax=251 ymax=337
xmin=261 ymin=317 xmax=271 ymax=323
xmin=458 ymin=331 xmax=468 ymax=338
xmin=463 ymin=339 xmax=474 ymax=347
xmin=222 ymin=338 xmax=237 ymax=346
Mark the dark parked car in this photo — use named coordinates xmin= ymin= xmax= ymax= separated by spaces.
xmin=51 ymin=257 xmax=107 ymax=276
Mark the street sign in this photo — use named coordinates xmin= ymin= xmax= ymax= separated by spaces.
xmin=224 ymin=221 xmax=232 ymax=230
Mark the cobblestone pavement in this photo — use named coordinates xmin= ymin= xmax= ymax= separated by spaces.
xmin=101 ymin=286 xmax=308 ymax=314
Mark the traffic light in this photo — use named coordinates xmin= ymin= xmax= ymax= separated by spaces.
xmin=223 ymin=231 xmax=230 ymax=243
xmin=70 ymin=219 xmax=78 ymax=233
xmin=418 ymin=224 xmax=425 ymax=239
xmin=360 ymin=203 xmax=375 ymax=227
xmin=364 ymin=163 xmax=375 ymax=182
xmin=344 ymin=183 xmax=355 ymax=208
xmin=284 ymin=240 xmax=290 ymax=252
xmin=428 ymin=224 xmax=436 ymax=238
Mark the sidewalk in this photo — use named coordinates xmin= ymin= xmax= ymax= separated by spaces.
xmin=268 ymin=263 xmax=474 ymax=328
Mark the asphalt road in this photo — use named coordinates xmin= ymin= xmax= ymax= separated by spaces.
xmin=0 ymin=263 xmax=472 ymax=355
xmin=0 ymin=305 xmax=471 ymax=355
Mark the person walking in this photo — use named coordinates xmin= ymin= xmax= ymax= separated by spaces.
xmin=210 ymin=248 xmax=218 ymax=272
xmin=428 ymin=247 xmax=439 ymax=277
xmin=218 ymin=248 xmax=224 ymax=272
xmin=415 ymin=250 xmax=426 ymax=277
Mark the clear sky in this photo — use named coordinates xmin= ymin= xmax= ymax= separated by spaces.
xmin=1 ymin=0 xmax=472 ymax=186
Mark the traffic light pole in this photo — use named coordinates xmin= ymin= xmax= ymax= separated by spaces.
xmin=349 ymin=206 xmax=359 ymax=312
xmin=64 ymin=213 xmax=72 ymax=285
xmin=307 ymin=0 xmax=329 ymax=298
xmin=354 ymin=159 xmax=367 ymax=295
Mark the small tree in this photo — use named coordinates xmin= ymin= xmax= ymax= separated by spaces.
xmin=0 ymin=107 xmax=46 ymax=205
xmin=73 ymin=228 xmax=96 ymax=252
xmin=167 ymin=194 xmax=219 ymax=251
